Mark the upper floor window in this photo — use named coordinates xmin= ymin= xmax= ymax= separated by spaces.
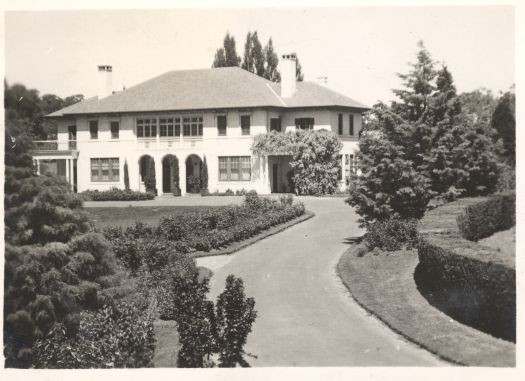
xmin=338 ymin=114 xmax=343 ymax=135
xmin=241 ymin=115 xmax=251 ymax=136
xmin=217 ymin=115 xmax=227 ymax=136
xmin=270 ymin=118 xmax=281 ymax=132
xmin=89 ymin=120 xmax=98 ymax=139
xmin=160 ymin=117 xmax=181 ymax=137
xmin=295 ymin=118 xmax=314 ymax=130
xmin=137 ymin=118 xmax=157 ymax=138
xmin=349 ymin=114 xmax=355 ymax=135
xmin=183 ymin=115 xmax=203 ymax=137
xmin=110 ymin=121 xmax=119 ymax=139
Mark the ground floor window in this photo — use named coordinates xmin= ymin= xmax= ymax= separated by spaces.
xmin=91 ymin=158 xmax=119 ymax=182
xmin=295 ymin=117 xmax=314 ymax=130
xmin=218 ymin=156 xmax=251 ymax=181
xmin=345 ymin=154 xmax=357 ymax=181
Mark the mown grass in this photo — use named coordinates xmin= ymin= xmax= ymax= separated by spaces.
xmin=85 ymin=206 xmax=224 ymax=228
xmin=337 ymin=246 xmax=515 ymax=367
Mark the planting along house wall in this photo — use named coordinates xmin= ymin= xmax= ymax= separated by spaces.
xmin=417 ymin=193 xmax=516 ymax=342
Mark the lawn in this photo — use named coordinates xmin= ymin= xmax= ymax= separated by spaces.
xmin=337 ymin=246 xmax=515 ymax=367
xmin=85 ymin=205 xmax=224 ymax=228
xmin=478 ymin=226 xmax=515 ymax=257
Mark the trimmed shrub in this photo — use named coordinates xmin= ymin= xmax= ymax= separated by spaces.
xmin=417 ymin=195 xmax=516 ymax=342
xmin=365 ymin=217 xmax=419 ymax=251
xmin=457 ymin=192 xmax=515 ymax=241
xmin=81 ymin=188 xmax=155 ymax=201
xmin=417 ymin=238 xmax=515 ymax=342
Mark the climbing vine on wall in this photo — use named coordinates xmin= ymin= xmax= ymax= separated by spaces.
xmin=251 ymin=130 xmax=343 ymax=195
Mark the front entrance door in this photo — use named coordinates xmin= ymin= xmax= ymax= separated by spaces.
xmin=272 ymin=163 xmax=278 ymax=193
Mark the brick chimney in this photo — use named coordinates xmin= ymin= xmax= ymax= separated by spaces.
xmin=97 ymin=65 xmax=113 ymax=98
xmin=280 ymin=53 xmax=297 ymax=98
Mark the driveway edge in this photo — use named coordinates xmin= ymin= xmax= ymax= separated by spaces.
xmin=336 ymin=246 xmax=515 ymax=367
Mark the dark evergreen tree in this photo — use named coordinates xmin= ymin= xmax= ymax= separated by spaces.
xmin=123 ymin=160 xmax=130 ymax=190
xmin=200 ymin=155 xmax=209 ymax=192
xmin=392 ymin=41 xmax=435 ymax=123
xmin=491 ymin=91 xmax=515 ymax=165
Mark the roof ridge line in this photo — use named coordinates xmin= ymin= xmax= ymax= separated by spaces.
xmin=266 ymin=83 xmax=287 ymax=107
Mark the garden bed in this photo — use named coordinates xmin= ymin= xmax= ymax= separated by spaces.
xmin=337 ymin=246 xmax=515 ymax=366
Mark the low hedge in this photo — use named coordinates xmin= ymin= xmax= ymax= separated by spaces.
xmin=417 ymin=194 xmax=516 ymax=342
xmin=81 ymin=188 xmax=155 ymax=201
xmin=104 ymin=194 xmax=306 ymax=266
xmin=457 ymin=192 xmax=515 ymax=241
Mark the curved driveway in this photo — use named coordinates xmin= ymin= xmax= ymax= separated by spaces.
xmin=197 ymin=197 xmax=445 ymax=366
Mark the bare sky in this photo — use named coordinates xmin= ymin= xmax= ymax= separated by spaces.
xmin=4 ymin=6 xmax=514 ymax=106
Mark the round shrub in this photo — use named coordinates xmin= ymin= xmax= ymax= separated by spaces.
xmin=365 ymin=217 xmax=419 ymax=251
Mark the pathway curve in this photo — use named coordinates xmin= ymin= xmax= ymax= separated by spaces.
xmin=197 ymin=197 xmax=446 ymax=366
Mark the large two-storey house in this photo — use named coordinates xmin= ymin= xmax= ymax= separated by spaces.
xmin=33 ymin=54 xmax=369 ymax=195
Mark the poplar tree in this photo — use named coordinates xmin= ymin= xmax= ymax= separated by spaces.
xmin=212 ymin=32 xmax=241 ymax=68
xmin=264 ymin=38 xmax=280 ymax=82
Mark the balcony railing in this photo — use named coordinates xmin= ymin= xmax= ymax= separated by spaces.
xmin=33 ymin=140 xmax=77 ymax=152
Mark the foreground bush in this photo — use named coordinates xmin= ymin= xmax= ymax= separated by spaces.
xmin=81 ymin=188 xmax=155 ymax=201
xmin=33 ymin=302 xmax=155 ymax=368
xmin=365 ymin=217 xmax=419 ymax=251
xmin=457 ymin=192 xmax=515 ymax=241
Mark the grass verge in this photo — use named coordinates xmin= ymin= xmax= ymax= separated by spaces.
xmin=336 ymin=245 xmax=515 ymax=367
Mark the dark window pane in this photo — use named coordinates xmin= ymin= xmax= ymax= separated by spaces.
xmin=111 ymin=121 xmax=119 ymax=139
xmin=218 ymin=115 xmax=227 ymax=136
xmin=241 ymin=115 xmax=250 ymax=136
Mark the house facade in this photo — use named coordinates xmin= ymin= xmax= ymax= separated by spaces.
xmin=33 ymin=55 xmax=369 ymax=195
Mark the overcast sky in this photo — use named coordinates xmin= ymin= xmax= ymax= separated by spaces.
xmin=4 ymin=6 xmax=514 ymax=106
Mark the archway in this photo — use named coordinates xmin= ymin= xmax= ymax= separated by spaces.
xmin=185 ymin=154 xmax=202 ymax=194
xmin=138 ymin=155 xmax=156 ymax=194
xmin=162 ymin=154 xmax=180 ymax=195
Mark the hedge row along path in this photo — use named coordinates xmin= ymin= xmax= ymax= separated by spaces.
xmin=197 ymin=197 xmax=445 ymax=366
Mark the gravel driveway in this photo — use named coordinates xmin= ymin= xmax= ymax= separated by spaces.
xmin=197 ymin=197 xmax=446 ymax=366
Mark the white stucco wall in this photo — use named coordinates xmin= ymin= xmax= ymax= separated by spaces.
xmin=52 ymin=107 xmax=364 ymax=194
